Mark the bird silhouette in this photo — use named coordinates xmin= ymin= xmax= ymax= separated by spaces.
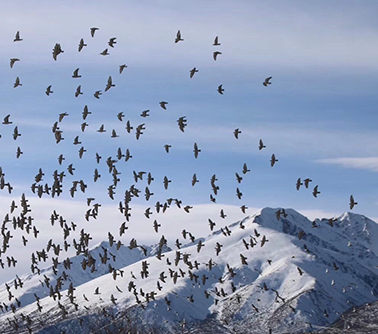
xmin=14 ymin=31 xmax=22 ymax=42
xmin=10 ymin=58 xmax=20 ymax=68
xmin=78 ymin=38 xmax=87 ymax=52
xmin=90 ymin=27 xmax=99 ymax=37
xmin=190 ymin=67 xmax=198 ymax=78
xmin=175 ymin=30 xmax=183 ymax=43
xmin=263 ymin=77 xmax=272 ymax=86
xmin=349 ymin=195 xmax=357 ymax=210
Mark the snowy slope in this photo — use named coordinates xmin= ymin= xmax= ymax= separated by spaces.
xmin=0 ymin=240 xmax=171 ymax=315
xmin=1 ymin=207 xmax=378 ymax=334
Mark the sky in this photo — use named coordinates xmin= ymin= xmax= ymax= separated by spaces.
xmin=0 ymin=0 xmax=378 ymax=284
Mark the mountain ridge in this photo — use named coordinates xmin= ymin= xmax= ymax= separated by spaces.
xmin=0 ymin=207 xmax=377 ymax=334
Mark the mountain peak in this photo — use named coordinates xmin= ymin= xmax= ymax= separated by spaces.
xmin=1 ymin=207 xmax=378 ymax=334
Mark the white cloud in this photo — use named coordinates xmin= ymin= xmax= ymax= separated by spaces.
xmin=316 ymin=157 xmax=378 ymax=173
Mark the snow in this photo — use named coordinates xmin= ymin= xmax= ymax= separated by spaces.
xmin=1 ymin=207 xmax=378 ymax=333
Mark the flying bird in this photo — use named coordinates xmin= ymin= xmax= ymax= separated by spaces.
xmin=313 ymin=185 xmax=320 ymax=198
xmin=193 ymin=143 xmax=201 ymax=158
xmin=14 ymin=77 xmax=22 ymax=88
xmin=213 ymin=51 xmax=222 ymax=61
xmin=217 ymin=85 xmax=224 ymax=95
xmin=304 ymin=178 xmax=312 ymax=188
xmin=14 ymin=31 xmax=22 ymax=42
xmin=100 ymin=48 xmax=109 ymax=56
xmin=263 ymin=77 xmax=272 ymax=87
xmin=45 ymin=85 xmax=53 ymax=96
xmin=242 ymin=163 xmax=250 ymax=174
xmin=90 ymin=27 xmax=99 ymax=37
xmin=2 ymin=115 xmax=12 ymax=125
xmin=119 ymin=64 xmax=127 ymax=74
xmin=10 ymin=58 xmax=20 ymax=68
xmin=296 ymin=178 xmax=303 ymax=191
xmin=105 ymin=76 xmax=115 ymax=91
xmin=235 ymin=172 xmax=243 ymax=183
xmin=349 ymin=195 xmax=357 ymax=210
xmin=259 ymin=139 xmax=266 ymax=150
xmin=234 ymin=128 xmax=241 ymax=139
xmin=108 ymin=37 xmax=117 ymax=48
xmin=78 ymin=38 xmax=87 ymax=52
xmin=190 ymin=67 xmax=198 ymax=78
xmin=213 ymin=36 xmax=220 ymax=46
xmin=175 ymin=30 xmax=183 ymax=43
xmin=160 ymin=101 xmax=168 ymax=110
xmin=270 ymin=154 xmax=278 ymax=167
xmin=72 ymin=68 xmax=81 ymax=78
xmin=94 ymin=90 xmax=102 ymax=99
xmin=52 ymin=43 xmax=64 ymax=61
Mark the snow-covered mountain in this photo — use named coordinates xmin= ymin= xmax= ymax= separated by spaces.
xmin=1 ymin=207 xmax=378 ymax=334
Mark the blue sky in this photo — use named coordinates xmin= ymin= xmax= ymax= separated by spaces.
xmin=0 ymin=0 xmax=378 ymax=283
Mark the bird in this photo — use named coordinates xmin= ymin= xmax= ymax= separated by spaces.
xmin=193 ymin=143 xmax=201 ymax=158
xmin=119 ymin=64 xmax=127 ymax=74
xmin=304 ymin=178 xmax=312 ymax=188
xmin=13 ymin=126 xmax=21 ymax=140
xmin=164 ymin=144 xmax=171 ymax=153
xmin=108 ymin=37 xmax=117 ymax=48
xmin=14 ymin=77 xmax=22 ymax=88
xmin=190 ymin=67 xmax=198 ymax=78
xmin=235 ymin=172 xmax=243 ymax=183
xmin=100 ymin=49 xmax=109 ymax=56
xmin=349 ymin=195 xmax=357 ymax=210
xmin=270 ymin=154 xmax=278 ymax=167
xmin=90 ymin=27 xmax=99 ymax=37
xmin=2 ymin=115 xmax=12 ymax=125
xmin=10 ymin=58 xmax=20 ymax=68
xmin=163 ymin=176 xmax=171 ymax=190
xmin=213 ymin=51 xmax=222 ymax=61
xmin=14 ymin=31 xmax=22 ymax=42
xmin=126 ymin=120 xmax=133 ymax=133
xmin=16 ymin=147 xmax=23 ymax=159
xmin=175 ymin=30 xmax=183 ymax=43
xmin=296 ymin=178 xmax=303 ymax=191
xmin=78 ymin=38 xmax=87 ymax=52
xmin=97 ymin=124 xmax=106 ymax=133
xmin=263 ymin=77 xmax=272 ymax=86
xmin=59 ymin=112 xmax=68 ymax=122
xmin=140 ymin=109 xmax=150 ymax=117
xmin=45 ymin=85 xmax=53 ymax=96
xmin=111 ymin=129 xmax=119 ymax=138
xmin=313 ymin=185 xmax=320 ymax=198
xmin=160 ymin=101 xmax=168 ymax=110
xmin=105 ymin=76 xmax=115 ymax=92
xmin=94 ymin=90 xmax=102 ymax=99
xmin=191 ymin=174 xmax=199 ymax=186
xmin=217 ymin=85 xmax=224 ymax=95
xmin=213 ymin=36 xmax=221 ymax=46
xmin=234 ymin=128 xmax=241 ymax=139
xmin=242 ymin=163 xmax=250 ymax=174
xmin=52 ymin=43 xmax=64 ymax=61
xmin=75 ymin=85 xmax=83 ymax=97
xmin=72 ymin=68 xmax=81 ymax=78
xmin=259 ymin=139 xmax=266 ymax=150
xmin=117 ymin=112 xmax=124 ymax=122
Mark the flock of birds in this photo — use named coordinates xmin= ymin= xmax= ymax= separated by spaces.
xmin=0 ymin=27 xmax=360 ymax=333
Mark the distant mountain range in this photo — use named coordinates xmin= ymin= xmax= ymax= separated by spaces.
xmin=1 ymin=207 xmax=378 ymax=334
